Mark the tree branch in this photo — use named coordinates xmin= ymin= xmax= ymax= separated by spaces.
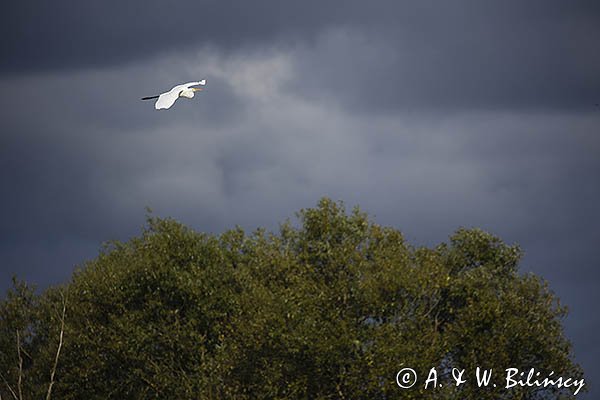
xmin=16 ymin=330 xmax=23 ymax=400
xmin=45 ymin=291 xmax=67 ymax=400
xmin=0 ymin=371 xmax=18 ymax=400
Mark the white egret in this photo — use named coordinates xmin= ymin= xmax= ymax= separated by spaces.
xmin=141 ymin=80 xmax=206 ymax=110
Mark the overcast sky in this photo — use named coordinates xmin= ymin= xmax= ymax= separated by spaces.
xmin=1 ymin=1 xmax=599 ymax=395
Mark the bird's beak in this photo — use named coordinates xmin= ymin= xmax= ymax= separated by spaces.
xmin=192 ymin=87 xmax=203 ymax=92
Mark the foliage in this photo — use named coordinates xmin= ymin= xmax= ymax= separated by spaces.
xmin=0 ymin=198 xmax=584 ymax=399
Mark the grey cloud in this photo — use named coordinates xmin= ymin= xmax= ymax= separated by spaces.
xmin=3 ymin=2 xmax=599 ymax=88
xmin=288 ymin=23 xmax=600 ymax=112
xmin=4 ymin=1 xmax=599 ymax=112
xmin=1 ymin=0 xmax=349 ymax=73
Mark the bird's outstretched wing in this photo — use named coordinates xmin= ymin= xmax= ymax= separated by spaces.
xmin=155 ymin=91 xmax=180 ymax=110
xmin=182 ymin=80 xmax=206 ymax=87
xmin=152 ymin=80 xmax=207 ymax=110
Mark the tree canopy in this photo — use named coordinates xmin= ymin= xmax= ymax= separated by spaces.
xmin=0 ymin=198 xmax=584 ymax=399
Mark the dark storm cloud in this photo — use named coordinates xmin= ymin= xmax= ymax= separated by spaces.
xmin=288 ymin=19 xmax=600 ymax=111
xmin=1 ymin=1 xmax=599 ymax=398
xmin=0 ymin=0 xmax=347 ymax=72
xmin=3 ymin=1 xmax=599 ymax=112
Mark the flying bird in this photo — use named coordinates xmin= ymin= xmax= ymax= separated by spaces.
xmin=142 ymin=80 xmax=206 ymax=110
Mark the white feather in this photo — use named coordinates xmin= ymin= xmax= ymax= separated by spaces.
xmin=149 ymin=80 xmax=206 ymax=110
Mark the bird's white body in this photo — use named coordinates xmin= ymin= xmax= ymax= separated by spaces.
xmin=147 ymin=80 xmax=206 ymax=110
